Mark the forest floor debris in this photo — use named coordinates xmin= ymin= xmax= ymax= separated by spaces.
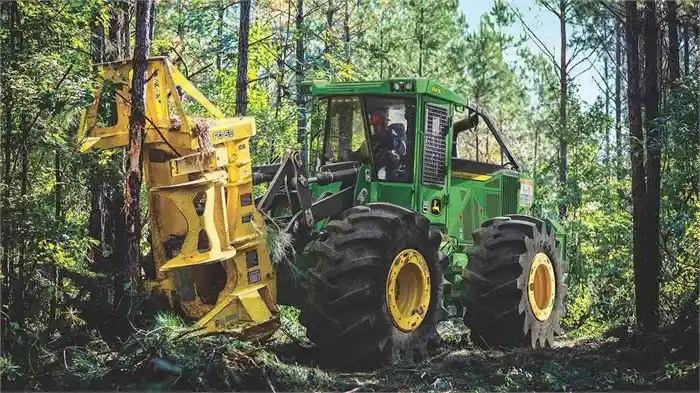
xmin=3 ymin=308 xmax=696 ymax=392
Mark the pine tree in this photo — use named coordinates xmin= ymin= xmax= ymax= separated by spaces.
xmin=124 ymin=0 xmax=153 ymax=289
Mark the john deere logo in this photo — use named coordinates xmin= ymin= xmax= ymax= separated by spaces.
xmin=430 ymin=197 xmax=441 ymax=216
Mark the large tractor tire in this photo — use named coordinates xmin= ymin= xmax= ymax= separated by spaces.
xmin=299 ymin=203 xmax=448 ymax=369
xmin=462 ymin=216 xmax=566 ymax=348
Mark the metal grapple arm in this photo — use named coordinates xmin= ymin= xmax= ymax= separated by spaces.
xmin=253 ymin=153 xmax=359 ymax=244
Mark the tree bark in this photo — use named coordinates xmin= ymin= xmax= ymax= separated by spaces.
xmin=149 ymin=0 xmax=156 ymax=41
xmin=176 ymin=0 xmax=185 ymax=55
xmin=296 ymin=0 xmax=307 ymax=166
xmin=108 ymin=1 xmax=131 ymax=60
xmin=235 ymin=0 xmax=251 ymax=115
xmin=626 ymin=1 xmax=650 ymax=332
xmin=124 ymin=0 xmax=152 ymax=289
xmin=13 ymin=4 xmax=28 ymax=323
xmin=91 ymin=5 xmax=105 ymax=68
xmin=642 ymin=0 xmax=661 ymax=332
xmin=274 ymin=0 xmax=291 ymax=117
xmin=90 ymin=0 xmax=126 ymax=281
xmin=122 ymin=0 xmax=132 ymax=56
xmin=14 ymin=113 xmax=29 ymax=326
xmin=0 ymin=0 xmax=17 ymax=329
xmin=47 ymin=132 xmax=63 ymax=338
xmin=558 ymin=0 xmax=568 ymax=219
xmin=343 ymin=0 xmax=350 ymax=62
xmin=417 ymin=7 xmax=424 ymax=77
xmin=615 ymin=19 xmax=623 ymax=179
xmin=216 ymin=2 xmax=224 ymax=71
xmin=668 ymin=1 xmax=680 ymax=82
xmin=88 ymin=4 xmax=107 ymax=272
xmin=603 ymin=21 xmax=610 ymax=167
xmin=323 ymin=0 xmax=334 ymax=73
xmin=682 ymin=23 xmax=690 ymax=75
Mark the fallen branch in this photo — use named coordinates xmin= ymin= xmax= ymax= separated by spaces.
xmin=263 ymin=369 xmax=277 ymax=393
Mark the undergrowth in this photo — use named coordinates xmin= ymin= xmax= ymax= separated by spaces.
xmin=2 ymin=305 xmax=697 ymax=391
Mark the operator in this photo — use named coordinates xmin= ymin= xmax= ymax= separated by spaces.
xmin=368 ymin=112 xmax=407 ymax=180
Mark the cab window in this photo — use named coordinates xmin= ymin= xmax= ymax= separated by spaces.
xmin=322 ymin=96 xmax=370 ymax=164
xmin=365 ymin=97 xmax=416 ymax=182
xmin=455 ymin=125 xmax=504 ymax=165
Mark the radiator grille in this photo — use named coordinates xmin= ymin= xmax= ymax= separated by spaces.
xmin=422 ymin=104 xmax=448 ymax=186
xmin=502 ymin=175 xmax=519 ymax=214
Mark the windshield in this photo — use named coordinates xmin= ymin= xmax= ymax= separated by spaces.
xmin=311 ymin=95 xmax=416 ymax=183
xmin=321 ymin=97 xmax=369 ymax=164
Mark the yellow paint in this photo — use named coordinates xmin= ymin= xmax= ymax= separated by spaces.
xmin=451 ymin=171 xmax=492 ymax=181
xmin=527 ymin=252 xmax=556 ymax=321
xmin=385 ymin=249 xmax=431 ymax=332
xmin=77 ymin=57 xmax=278 ymax=339
xmin=431 ymin=199 xmax=441 ymax=215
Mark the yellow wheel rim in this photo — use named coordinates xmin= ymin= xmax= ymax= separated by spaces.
xmin=386 ymin=249 xmax=431 ymax=332
xmin=527 ymin=252 xmax=556 ymax=321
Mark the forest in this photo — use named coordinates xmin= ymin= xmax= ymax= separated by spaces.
xmin=0 ymin=0 xmax=698 ymax=391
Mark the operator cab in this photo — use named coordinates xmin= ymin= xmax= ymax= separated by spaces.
xmin=306 ymin=80 xmax=520 ymax=182
xmin=309 ymin=94 xmax=416 ymax=183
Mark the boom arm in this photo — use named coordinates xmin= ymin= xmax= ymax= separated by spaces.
xmin=253 ymin=151 xmax=359 ymax=251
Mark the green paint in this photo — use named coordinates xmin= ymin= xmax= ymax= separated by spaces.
xmin=300 ymin=78 xmax=566 ymax=302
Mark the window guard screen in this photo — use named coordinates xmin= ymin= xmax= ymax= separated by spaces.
xmin=422 ymin=104 xmax=448 ymax=186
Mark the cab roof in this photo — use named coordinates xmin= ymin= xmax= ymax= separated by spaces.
xmin=303 ymin=79 xmax=468 ymax=107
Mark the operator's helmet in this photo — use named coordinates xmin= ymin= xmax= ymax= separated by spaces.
xmin=369 ymin=112 xmax=387 ymax=135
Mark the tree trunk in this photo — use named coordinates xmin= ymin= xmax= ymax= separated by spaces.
xmin=682 ymin=23 xmax=690 ymax=75
xmin=379 ymin=8 xmax=385 ymax=79
xmin=236 ymin=0 xmax=251 ymax=115
xmin=615 ymin=19 xmax=623 ymax=179
xmin=295 ymin=0 xmax=307 ymax=166
xmin=216 ymin=2 xmax=224 ymax=71
xmin=417 ymin=7 xmax=424 ymax=77
xmin=0 ymin=0 xmax=16 ymax=329
xmin=323 ymin=0 xmax=334 ymax=73
xmin=149 ymin=1 xmax=156 ymax=41
xmin=47 ymin=142 xmax=63 ymax=338
xmin=1 ymin=88 xmax=11 ymax=319
xmin=275 ymin=0 xmax=292 ymax=118
xmin=88 ymin=4 xmax=108 ymax=272
xmin=108 ymin=3 xmax=121 ymax=59
xmin=90 ymin=0 xmax=126 ymax=282
xmin=124 ymin=0 xmax=152 ymax=289
xmin=122 ymin=0 xmax=131 ymax=56
xmin=626 ymin=1 xmax=650 ymax=333
xmin=668 ymin=1 xmax=680 ymax=82
xmin=108 ymin=1 xmax=131 ymax=59
xmin=343 ymin=0 xmax=350 ymax=62
xmin=14 ymin=113 xmax=29 ymax=326
xmin=603 ymin=25 xmax=610 ymax=168
xmin=91 ymin=5 xmax=105 ymax=68
xmin=558 ymin=0 xmax=568 ymax=219
xmin=643 ymin=0 xmax=661 ymax=332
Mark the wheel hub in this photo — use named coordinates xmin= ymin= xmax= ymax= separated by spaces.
xmin=386 ymin=249 xmax=431 ymax=332
xmin=527 ymin=252 xmax=556 ymax=321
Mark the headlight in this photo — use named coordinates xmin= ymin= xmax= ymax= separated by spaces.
xmin=392 ymin=82 xmax=401 ymax=91
xmin=405 ymin=82 xmax=414 ymax=91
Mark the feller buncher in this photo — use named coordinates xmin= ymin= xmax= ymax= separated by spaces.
xmin=77 ymin=57 xmax=567 ymax=368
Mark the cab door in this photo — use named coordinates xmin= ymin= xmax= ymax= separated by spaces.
xmin=417 ymin=97 xmax=452 ymax=228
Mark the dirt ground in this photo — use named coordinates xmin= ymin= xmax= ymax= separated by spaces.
xmin=264 ymin=318 xmax=699 ymax=392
